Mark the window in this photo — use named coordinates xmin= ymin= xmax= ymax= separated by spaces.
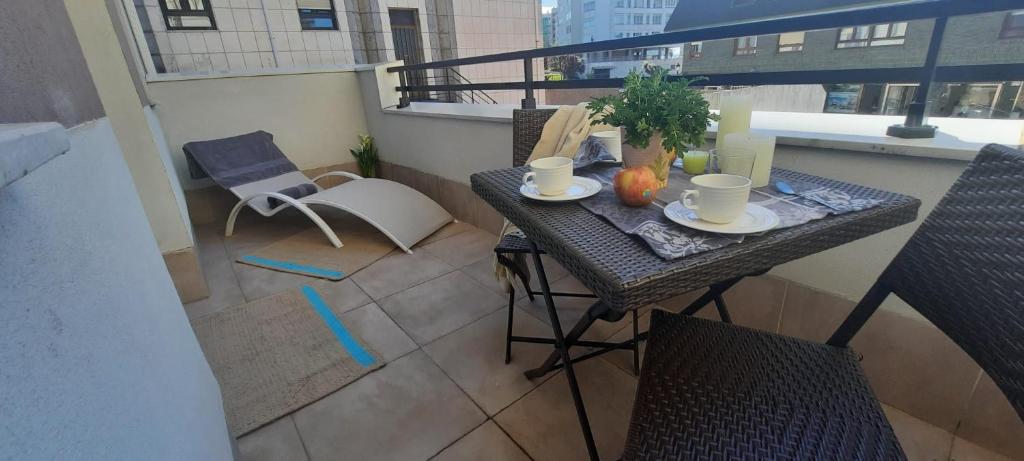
xmin=583 ymin=1 xmax=596 ymax=12
xmin=616 ymin=0 xmax=625 ymax=7
xmin=651 ymin=14 xmax=662 ymax=25
xmin=837 ymin=22 xmax=906 ymax=48
xmin=1001 ymin=11 xmax=1024 ymax=39
xmin=665 ymin=0 xmax=677 ymax=6
xmin=298 ymin=0 xmax=338 ymax=30
xmin=158 ymin=0 xmax=216 ymax=30
xmin=735 ymin=36 xmax=757 ymax=55
xmin=777 ymin=31 xmax=804 ymax=52
xmin=686 ymin=41 xmax=703 ymax=58
xmin=633 ymin=14 xmax=644 ymax=25
xmin=594 ymin=68 xmax=611 ymax=79
xmin=614 ymin=14 xmax=626 ymax=25
xmin=653 ymin=0 xmax=663 ymax=7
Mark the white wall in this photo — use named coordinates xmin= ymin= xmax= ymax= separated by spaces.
xmin=358 ymin=69 xmax=513 ymax=183
xmin=147 ymin=70 xmax=369 ymax=189
xmin=0 ymin=119 xmax=232 ymax=460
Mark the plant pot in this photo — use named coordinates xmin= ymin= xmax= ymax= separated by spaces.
xmin=621 ymin=132 xmax=674 ymax=188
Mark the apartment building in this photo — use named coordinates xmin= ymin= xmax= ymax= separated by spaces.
xmin=665 ymin=1 xmax=1024 ymax=118
xmin=127 ymin=0 xmax=541 ymax=103
xmin=553 ymin=0 xmax=680 ymax=78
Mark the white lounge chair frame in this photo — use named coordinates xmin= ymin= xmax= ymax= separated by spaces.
xmin=225 ymin=170 xmax=453 ymax=254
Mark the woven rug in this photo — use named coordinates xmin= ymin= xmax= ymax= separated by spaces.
xmin=191 ymin=286 xmax=384 ymax=435
xmin=236 ymin=216 xmax=395 ymax=280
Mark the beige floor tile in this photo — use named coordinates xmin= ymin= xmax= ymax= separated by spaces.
xmin=601 ymin=312 xmax=650 ymax=376
xmin=417 ymin=221 xmax=475 ymax=247
xmin=494 ymin=358 xmax=637 ymax=461
xmin=777 ymin=282 xmax=855 ymax=343
xmin=233 ymin=264 xmax=318 ymax=302
xmin=851 ymin=308 xmax=980 ymax=432
xmin=237 ymin=416 xmax=308 ymax=461
xmin=307 ymin=278 xmax=373 ymax=315
xmin=421 ymin=227 xmax=498 ymax=268
xmin=293 ymin=351 xmax=486 ymax=461
xmin=423 ymin=308 xmax=560 ymax=415
xmin=461 ymin=257 xmax=507 ymax=296
xmin=350 ymin=250 xmax=455 ymax=300
xmin=718 ymin=275 xmax=787 ymax=332
xmin=340 ymin=303 xmax=417 ymax=363
xmin=184 ymin=234 xmax=246 ymax=320
xmin=516 ymin=276 xmax=636 ymax=342
xmin=956 ymin=373 xmax=1024 ymax=459
xmin=951 ymin=437 xmax=1021 ymax=461
xmin=378 ymin=271 xmax=506 ymax=345
xmin=882 ymin=405 xmax=953 ymax=461
xmin=430 ymin=421 xmax=530 ymax=461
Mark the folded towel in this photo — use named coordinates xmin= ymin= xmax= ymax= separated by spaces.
xmin=267 ymin=183 xmax=319 ymax=209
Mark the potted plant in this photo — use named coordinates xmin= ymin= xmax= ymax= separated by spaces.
xmin=350 ymin=134 xmax=379 ymax=178
xmin=587 ymin=66 xmax=717 ymax=188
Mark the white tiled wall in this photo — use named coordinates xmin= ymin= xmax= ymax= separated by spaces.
xmin=142 ymin=0 xmax=357 ymax=73
xmin=138 ymin=0 xmax=542 ymax=104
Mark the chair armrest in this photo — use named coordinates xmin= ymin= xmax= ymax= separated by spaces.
xmin=311 ymin=171 xmax=363 ymax=183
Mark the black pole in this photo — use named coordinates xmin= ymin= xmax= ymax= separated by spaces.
xmin=398 ymin=70 xmax=410 ymax=108
xmin=522 ymin=57 xmax=537 ymax=109
xmin=887 ymin=10 xmax=948 ymax=138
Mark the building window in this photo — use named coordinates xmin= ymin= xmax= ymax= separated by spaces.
xmin=616 ymin=0 xmax=625 ymax=7
xmin=735 ymin=36 xmax=757 ymax=55
xmin=686 ymin=41 xmax=703 ymax=58
xmin=298 ymin=0 xmax=338 ymax=30
xmin=633 ymin=14 xmax=644 ymax=25
xmin=777 ymin=31 xmax=805 ymax=52
xmin=583 ymin=1 xmax=596 ymax=12
xmin=614 ymin=14 xmax=626 ymax=25
xmin=665 ymin=0 xmax=677 ymax=6
xmin=1001 ymin=11 xmax=1024 ymax=39
xmin=652 ymin=14 xmax=662 ymax=25
xmin=837 ymin=22 xmax=907 ymax=48
xmin=653 ymin=0 xmax=663 ymax=7
xmin=158 ymin=0 xmax=216 ymax=30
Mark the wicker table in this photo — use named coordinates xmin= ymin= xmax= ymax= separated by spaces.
xmin=471 ymin=165 xmax=920 ymax=461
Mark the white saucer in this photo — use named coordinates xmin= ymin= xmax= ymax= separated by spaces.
xmin=664 ymin=202 xmax=780 ymax=234
xmin=520 ymin=176 xmax=602 ymax=202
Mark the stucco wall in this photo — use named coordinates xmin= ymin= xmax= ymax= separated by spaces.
xmin=66 ymin=0 xmax=195 ymax=253
xmin=0 ymin=0 xmax=104 ymax=127
xmin=358 ymin=69 xmax=512 ymax=184
xmin=148 ymin=70 xmax=369 ymax=189
xmin=0 ymin=119 xmax=232 ymax=461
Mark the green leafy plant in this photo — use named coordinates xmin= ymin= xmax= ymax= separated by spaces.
xmin=350 ymin=134 xmax=379 ymax=178
xmin=586 ymin=66 xmax=718 ymax=156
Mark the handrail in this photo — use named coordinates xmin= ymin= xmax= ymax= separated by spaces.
xmin=387 ymin=0 xmax=1024 ymax=73
xmin=386 ymin=0 xmax=1024 ymax=138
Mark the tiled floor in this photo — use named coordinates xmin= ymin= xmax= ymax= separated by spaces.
xmin=188 ymin=217 xmax=1014 ymax=461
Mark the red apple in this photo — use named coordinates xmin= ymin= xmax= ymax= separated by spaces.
xmin=614 ymin=166 xmax=659 ymax=207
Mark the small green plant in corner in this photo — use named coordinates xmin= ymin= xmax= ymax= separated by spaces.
xmin=350 ymin=134 xmax=379 ymax=178
xmin=586 ymin=66 xmax=718 ymax=179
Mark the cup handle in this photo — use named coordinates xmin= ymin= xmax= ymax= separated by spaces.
xmin=522 ymin=171 xmax=536 ymax=188
xmin=681 ymin=190 xmax=699 ymax=210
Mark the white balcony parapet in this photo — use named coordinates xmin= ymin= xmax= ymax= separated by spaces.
xmin=0 ymin=122 xmax=70 ymax=190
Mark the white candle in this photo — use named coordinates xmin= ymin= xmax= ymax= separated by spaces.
xmin=724 ymin=132 xmax=776 ymax=188
xmin=717 ymin=93 xmax=753 ymax=144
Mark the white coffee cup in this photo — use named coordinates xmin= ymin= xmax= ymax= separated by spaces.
xmin=523 ymin=157 xmax=573 ymax=196
xmin=680 ymin=174 xmax=752 ymax=223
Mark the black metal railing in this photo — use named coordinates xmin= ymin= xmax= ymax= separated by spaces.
xmin=388 ymin=0 xmax=1024 ymax=138
xmin=425 ymin=68 xmax=499 ymax=105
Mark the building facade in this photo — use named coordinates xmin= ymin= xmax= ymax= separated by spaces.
xmin=128 ymin=0 xmax=541 ymax=103
xmin=665 ymin=1 xmax=1024 ymax=118
xmin=552 ymin=0 xmax=680 ymax=78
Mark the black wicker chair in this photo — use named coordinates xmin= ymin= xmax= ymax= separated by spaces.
xmin=497 ymin=109 xmax=645 ymax=372
xmin=622 ymin=143 xmax=1024 ymax=460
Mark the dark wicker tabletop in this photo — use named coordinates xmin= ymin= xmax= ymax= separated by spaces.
xmin=471 ymin=167 xmax=920 ymax=311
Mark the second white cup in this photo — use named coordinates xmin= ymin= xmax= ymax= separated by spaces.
xmin=523 ymin=157 xmax=573 ymax=196
xmin=680 ymin=174 xmax=751 ymax=223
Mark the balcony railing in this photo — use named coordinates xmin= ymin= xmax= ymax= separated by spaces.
xmin=387 ymin=0 xmax=1024 ymax=139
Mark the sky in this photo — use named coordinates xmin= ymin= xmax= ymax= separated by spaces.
xmin=542 ymin=0 xmax=556 ymax=12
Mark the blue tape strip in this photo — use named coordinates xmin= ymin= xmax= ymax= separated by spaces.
xmin=300 ymin=285 xmax=376 ymax=367
xmin=241 ymin=255 xmax=344 ymax=279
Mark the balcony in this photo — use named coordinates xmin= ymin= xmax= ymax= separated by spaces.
xmin=2 ymin=1 xmax=1024 ymax=460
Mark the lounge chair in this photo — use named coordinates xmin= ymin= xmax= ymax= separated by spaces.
xmin=183 ymin=131 xmax=453 ymax=254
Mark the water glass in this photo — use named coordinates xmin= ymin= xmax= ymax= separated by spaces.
xmin=708 ymin=147 xmax=757 ymax=178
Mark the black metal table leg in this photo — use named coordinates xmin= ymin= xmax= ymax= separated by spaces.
xmin=527 ymin=240 xmax=600 ymax=461
xmin=523 ymin=298 xmax=609 ymax=379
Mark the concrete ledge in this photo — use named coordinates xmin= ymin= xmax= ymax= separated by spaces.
xmin=163 ymin=247 xmax=209 ymax=304
xmin=0 ymin=122 xmax=70 ymax=190
xmin=382 ymin=102 xmax=1023 ymax=161
xmin=145 ymin=65 xmax=362 ymax=83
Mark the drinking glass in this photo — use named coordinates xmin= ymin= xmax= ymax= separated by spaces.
xmin=708 ymin=146 xmax=757 ymax=178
